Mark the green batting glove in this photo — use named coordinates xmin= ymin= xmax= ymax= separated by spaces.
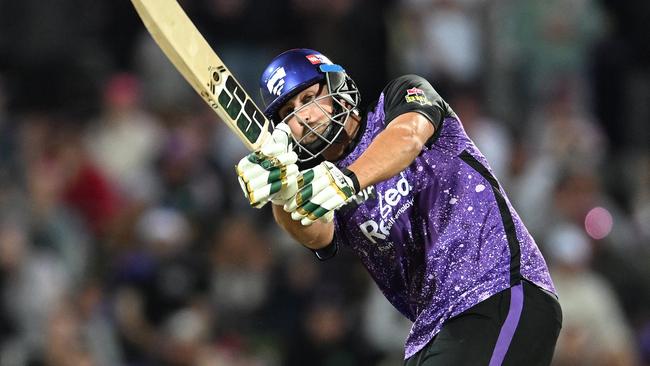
xmin=284 ymin=161 xmax=360 ymax=226
xmin=236 ymin=123 xmax=299 ymax=208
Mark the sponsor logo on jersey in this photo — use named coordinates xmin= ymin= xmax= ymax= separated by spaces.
xmin=405 ymin=87 xmax=432 ymax=106
xmin=338 ymin=185 xmax=376 ymax=217
xmin=358 ymin=172 xmax=413 ymax=243
xmin=306 ymin=54 xmax=332 ymax=65
xmin=266 ymin=67 xmax=286 ymax=96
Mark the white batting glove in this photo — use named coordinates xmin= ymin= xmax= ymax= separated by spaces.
xmin=284 ymin=161 xmax=360 ymax=226
xmin=236 ymin=123 xmax=299 ymax=208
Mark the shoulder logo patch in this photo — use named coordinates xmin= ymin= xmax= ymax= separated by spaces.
xmin=405 ymin=87 xmax=432 ymax=106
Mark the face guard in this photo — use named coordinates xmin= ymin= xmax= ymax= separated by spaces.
xmin=259 ymin=49 xmax=361 ymax=163
xmin=281 ymin=68 xmax=360 ymax=163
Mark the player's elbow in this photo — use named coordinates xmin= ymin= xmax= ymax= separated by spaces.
xmin=393 ymin=122 xmax=427 ymax=159
xmin=403 ymin=130 xmax=426 ymax=156
xmin=389 ymin=113 xmax=433 ymax=157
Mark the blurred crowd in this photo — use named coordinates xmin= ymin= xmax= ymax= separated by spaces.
xmin=0 ymin=0 xmax=649 ymax=365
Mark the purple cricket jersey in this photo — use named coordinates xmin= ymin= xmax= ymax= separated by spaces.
xmin=331 ymin=91 xmax=556 ymax=359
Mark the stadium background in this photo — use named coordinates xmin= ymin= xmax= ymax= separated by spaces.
xmin=0 ymin=0 xmax=649 ymax=365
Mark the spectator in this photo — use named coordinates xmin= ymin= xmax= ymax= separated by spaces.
xmin=85 ymin=72 xmax=166 ymax=205
xmin=545 ymin=223 xmax=637 ymax=366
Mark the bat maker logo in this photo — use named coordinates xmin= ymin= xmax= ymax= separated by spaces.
xmin=207 ymin=65 xmax=227 ymax=95
xmin=405 ymin=87 xmax=432 ymax=106
xmin=266 ymin=67 xmax=286 ymax=96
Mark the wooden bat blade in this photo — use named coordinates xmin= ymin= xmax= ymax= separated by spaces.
xmin=131 ymin=0 xmax=269 ymax=151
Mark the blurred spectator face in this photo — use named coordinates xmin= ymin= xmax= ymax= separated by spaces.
xmin=209 ymin=0 xmax=247 ymax=18
xmin=329 ymin=0 xmax=356 ymax=16
xmin=306 ymin=303 xmax=347 ymax=344
xmin=545 ymin=223 xmax=592 ymax=271
xmin=103 ymin=73 xmax=141 ymax=113
xmin=212 ymin=216 xmax=271 ymax=271
xmin=451 ymin=92 xmax=480 ymax=126
xmin=136 ymin=207 xmax=191 ymax=257
xmin=554 ymin=170 xmax=600 ymax=224
xmin=160 ymin=117 xmax=210 ymax=185
xmin=210 ymin=216 xmax=272 ymax=314
xmin=162 ymin=306 xmax=212 ymax=365
xmin=78 ymin=281 xmax=102 ymax=319
xmin=286 ymin=252 xmax=320 ymax=292
xmin=0 ymin=222 xmax=27 ymax=272
xmin=538 ymin=84 xmax=605 ymax=169
xmin=45 ymin=301 xmax=96 ymax=366
xmin=26 ymin=152 xmax=68 ymax=215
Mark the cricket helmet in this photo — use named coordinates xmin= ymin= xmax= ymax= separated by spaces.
xmin=259 ymin=48 xmax=360 ymax=163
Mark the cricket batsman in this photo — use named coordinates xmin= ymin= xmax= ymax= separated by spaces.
xmin=235 ymin=48 xmax=562 ymax=365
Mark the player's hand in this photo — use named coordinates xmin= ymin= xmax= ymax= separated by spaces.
xmin=284 ymin=161 xmax=360 ymax=226
xmin=236 ymin=123 xmax=299 ymax=208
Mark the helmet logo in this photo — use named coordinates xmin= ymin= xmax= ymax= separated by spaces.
xmin=266 ymin=67 xmax=286 ymax=96
xmin=306 ymin=54 xmax=332 ymax=65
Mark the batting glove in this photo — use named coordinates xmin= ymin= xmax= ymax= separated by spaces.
xmin=284 ymin=161 xmax=360 ymax=226
xmin=236 ymin=123 xmax=299 ymax=208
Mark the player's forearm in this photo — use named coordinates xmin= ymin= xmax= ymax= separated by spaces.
xmin=347 ymin=113 xmax=433 ymax=189
xmin=272 ymin=204 xmax=334 ymax=249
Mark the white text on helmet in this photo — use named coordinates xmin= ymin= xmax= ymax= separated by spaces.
xmin=266 ymin=67 xmax=286 ymax=96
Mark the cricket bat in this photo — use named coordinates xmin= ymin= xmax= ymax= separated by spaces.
xmin=130 ymin=0 xmax=270 ymax=151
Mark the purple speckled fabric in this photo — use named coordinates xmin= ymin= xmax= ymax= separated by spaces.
xmin=332 ymin=94 xmax=555 ymax=359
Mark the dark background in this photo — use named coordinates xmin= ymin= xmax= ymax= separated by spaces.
xmin=0 ymin=1 xmax=648 ymax=365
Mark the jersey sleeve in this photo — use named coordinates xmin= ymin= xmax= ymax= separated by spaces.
xmin=382 ymin=75 xmax=446 ymax=131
